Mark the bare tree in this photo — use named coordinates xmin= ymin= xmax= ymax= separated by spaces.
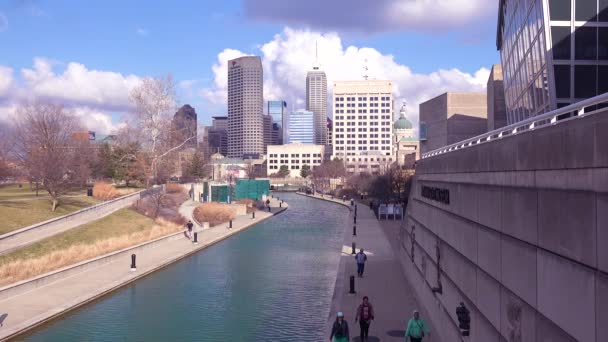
xmin=129 ymin=76 xmax=196 ymax=187
xmin=0 ymin=123 xmax=17 ymax=181
xmin=14 ymin=103 xmax=83 ymax=211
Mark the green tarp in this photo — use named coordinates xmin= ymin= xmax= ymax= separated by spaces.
xmin=234 ymin=179 xmax=270 ymax=200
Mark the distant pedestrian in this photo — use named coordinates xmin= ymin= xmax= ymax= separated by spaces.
xmin=355 ymin=296 xmax=375 ymax=341
xmin=405 ymin=310 xmax=429 ymax=342
xmin=266 ymin=198 xmax=271 ymax=211
xmin=330 ymin=312 xmax=350 ymax=342
xmin=355 ymin=249 xmax=367 ymax=277
xmin=186 ymin=220 xmax=194 ymax=239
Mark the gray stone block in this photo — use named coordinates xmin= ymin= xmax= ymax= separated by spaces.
xmin=537 ymin=250 xmax=596 ymax=342
xmin=595 ymin=117 xmax=608 ymax=167
xmin=599 ymin=194 xmax=608 ymax=273
xmin=456 ymin=183 xmax=478 ymax=222
xmin=501 ymin=187 xmax=538 ymax=244
xmin=535 ymin=312 xmax=577 ymax=342
xmin=501 ymin=236 xmax=537 ymax=307
xmin=477 ymin=227 xmax=501 ymax=279
xmin=598 ymin=273 xmax=608 ymax=342
xmin=477 ymin=186 xmax=502 ymax=232
xmin=563 ymin=119 xmax=596 ymax=169
xmin=538 ymin=189 xmax=597 ymax=267
xmin=475 ymin=311 xmax=502 ymax=342
xmin=515 ymin=131 xmax=537 ymax=171
xmin=477 ymin=269 xmax=501 ymax=331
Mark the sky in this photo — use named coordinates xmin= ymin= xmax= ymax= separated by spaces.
xmin=0 ymin=0 xmax=500 ymax=134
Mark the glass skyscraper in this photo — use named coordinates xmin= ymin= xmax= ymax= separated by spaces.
xmin=497 ymin=0 xmax=608 ymax=124
xmin=267 ymin=100 xmax=287 ymax=144
xmin=286 ymin=110 xmax=314 ymax=144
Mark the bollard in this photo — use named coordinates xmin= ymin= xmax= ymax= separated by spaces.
xmin=130 ymin=254 xmax=136 ymax=271
xmin=349 ymin=275 xmax=356 ymax=294
xmin=252 ymin=211 xmax=256 ymax=219
xmin=352 ymin=242 xmax=356 ymax=254
xmin=354 ymin=216 xmax=357 ymax=224
xmin=193 ymin=232 xmax=198 ymax=244
xmin=229 ymin=220 xmax=233 ymax=229
xmin=280 ymin=202 xmax=282 ymax=208
xmin=353 ymin=225 xmax=357 ymax=236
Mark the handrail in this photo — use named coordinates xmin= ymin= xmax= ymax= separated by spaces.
xmin=421 ymin=92 xmax=608 ymax=159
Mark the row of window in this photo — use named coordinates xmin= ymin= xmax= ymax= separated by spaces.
xmin=335 ymin=140 xmax=391 ymax=145
xmin=268 ymin=160 xmax=322 ymax=164
xmin=335 ymin=127 xmax=391 ymax=132
xmin=268 ymin=153 xmax=321 ymax=158
xmin=334 ymin=134 xmax=391 ymax=138
xmin=268 ymin=165 xmax=318 ymax=170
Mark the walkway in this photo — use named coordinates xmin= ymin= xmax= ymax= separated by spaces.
xmin=0 ymin=198 xmax=287 ymax=340
xmin=302 ymin=194 xmax=436 ymax=342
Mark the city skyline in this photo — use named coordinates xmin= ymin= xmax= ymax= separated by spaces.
xmin=0 ymin=1 xmax=499 ymax=134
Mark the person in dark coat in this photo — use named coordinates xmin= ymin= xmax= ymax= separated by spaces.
xmin=330 ymin=311 xmax=350 ymax=342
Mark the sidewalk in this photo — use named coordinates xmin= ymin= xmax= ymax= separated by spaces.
xmin=302 ymin=194 xmax=435 ymax=342
xmin=0 ymin=198 xmax=287 ymax=340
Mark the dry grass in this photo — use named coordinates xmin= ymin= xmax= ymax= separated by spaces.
xmin=193 ymin=203 xmax=236 ymax=226
xmin=92 ymin=182 xmax=119 ymax=200
xmin=165 ymin=183 xmax=183 ymax=194
xmin=0 ymin=217 xmax=181 ymax=287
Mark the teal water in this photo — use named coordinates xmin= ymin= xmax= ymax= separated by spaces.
xmin=19 ymin=193 xmax=347 ymax=342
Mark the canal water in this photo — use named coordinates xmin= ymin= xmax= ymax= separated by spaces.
xmin=20 ymin=193 xmax=348 ymax=342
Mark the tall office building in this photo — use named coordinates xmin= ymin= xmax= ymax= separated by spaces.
xmin=286 ymin=110 xmax=314 ymax=144
xmin=267 ymin=100 xmax=287 ymax=145
xmin=208 ymin=116 xmax=228 ymax=157
xmin=172 ymin=104 xmax=197 ymax=149
xmin=497 ymin=0 xmax=608 ymax=124
xmin=306 ymin=48 xmax=328 ymax=145
xmin=487 ymin=64 xmax=508 ymax=131
xmin=227 ymin=56 xmax=264 ymax=158
xmin=263 ymin=114 xmax=273 ymax=153
xmin=332 ymin=80 xmax=394 ymax=174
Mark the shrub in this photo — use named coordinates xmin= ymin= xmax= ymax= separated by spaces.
xmin=193 ymin=203 xmax=237 ymax=226
xmin=165 ymin=183 xmax=184 ymax=194
xmin=93 ymin=181 xmax=119 ymax=200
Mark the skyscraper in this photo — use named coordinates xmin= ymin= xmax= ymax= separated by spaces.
xmin=172 ymin=104 xmax=197 ymax=149
xmin=227 ymin=56 xmax=264 ymax=158
xmin=263 ymin=114 xmax=272 ymax=153
xmin=497 ymin=0 xmax=608 ymax=124
xmin=267 ymin=100 xmax=287 ymax=144
xmin=306 ymin=45 xmax=328 ymax=145
xmin=286 ymin=110 xmax=314 ymax=144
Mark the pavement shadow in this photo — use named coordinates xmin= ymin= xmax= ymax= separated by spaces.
xmin=352 ymin=337 xmax=380 ymax=342
xmin=0 ymin=313 xmax=7 ymax=326
xmin=386 ymin=329 xmax=406 ymax=337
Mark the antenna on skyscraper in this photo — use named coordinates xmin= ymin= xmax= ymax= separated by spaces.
xmin=312 ymin=40 xmax=321 ymax=70
xmin=363 ymin=59 xmax=369 ymax=80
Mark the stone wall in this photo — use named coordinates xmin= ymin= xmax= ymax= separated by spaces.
xmin=404 ymin=109 xmax=608 ymax=341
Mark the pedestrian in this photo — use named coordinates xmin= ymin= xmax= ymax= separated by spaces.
xmin=266 ymin=198 xmax=271 ymax=211
xmin=330 ymin=312 xmax=350 ymax=342
xmin=186 ymin=220 xmax=194 ymax=239
xmin=405 ymin=310 xmax=429 ymax=342
xmin=355 ymin=296 xmax=375 ymax=342
xmin=355 ymin=249 xmax=367 ymax=277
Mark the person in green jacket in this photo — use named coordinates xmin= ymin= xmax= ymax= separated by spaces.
xmin=405 ymin=310 xmax=429 ymax=342
xmin=330 ymin=311 xmax=350 ymax=342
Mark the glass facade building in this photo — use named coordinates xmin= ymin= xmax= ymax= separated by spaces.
xmin=267 ymin=100 xmax=287 ymax=144
xmin=497 ymin=0 xmax=608 ymax=125
xmin=286 ymin=110 xmax=314 ymax=144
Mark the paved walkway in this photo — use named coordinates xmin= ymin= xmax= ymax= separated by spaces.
xmin=0 ymin=198 xmax=287 ymax=340
xmin=302 ymin=194 xmax=436 ymax=342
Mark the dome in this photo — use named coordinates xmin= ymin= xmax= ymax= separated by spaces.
xmin=211 ymin=153 xmax=225 ymax=161
xmin=394 ymin=102 xmax=412 ymax=129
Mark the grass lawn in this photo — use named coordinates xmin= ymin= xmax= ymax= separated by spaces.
xmin=0 ymin=208 xmax=155 ymax=265
xmin=0 ymin=183 xmax=87 ymax=200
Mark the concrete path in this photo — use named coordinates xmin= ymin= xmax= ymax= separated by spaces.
xmin=302 ymin=194 xmax=436 ymax=342
xmin=0 ymin=198 xmax=287 ymax=340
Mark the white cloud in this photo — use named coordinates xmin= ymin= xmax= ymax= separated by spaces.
xmin=201 ymin=27 xmax=490 ymax=132
xmin=245 ymin=0 xmax=496 ymax=33
xmin=21 ymin=57 xmax=141 ymax=110
xmin=0 ymin=12 xmax=8 ymax=32
xmin=71 ymin=107 xmax=118 ymax=133
xmin=0 ymin=66 xmax=13 ymax=96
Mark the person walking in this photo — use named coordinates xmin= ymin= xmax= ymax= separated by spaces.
xmin=265 ymin=198 xmax=271 ymax=211
xmin=330 ymin=312 xmax=350 ymax=342
xmin=355 ymin=296 xmax=375 ymax=341
xmin=185 ymin=220 xmax=194 ymax=239
xmin=405 ymin=310 xmax=429 ymax=342
xmin=355 ymin=249 xmax=367 ymax=277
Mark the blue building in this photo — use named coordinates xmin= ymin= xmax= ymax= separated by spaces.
xmin=267 ymin=100 xmax=287 ymax=145
xmin=286 ymin=110 xmax=314 ymax=144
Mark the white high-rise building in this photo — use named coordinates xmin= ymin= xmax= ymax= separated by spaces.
xmin=306 ymin=47 xmax=328 ymax=146
xmin=332 ymin=80 xmax=394 ymax=175
xmin=227 ymin=56 xmax=264 ymax=158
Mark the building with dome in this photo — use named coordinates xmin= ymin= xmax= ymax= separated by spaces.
xmin=393 ymin=103 xmax=419 ymax=168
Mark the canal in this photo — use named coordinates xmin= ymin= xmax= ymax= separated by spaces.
xmin=20 ymin=193 xmax=348 ymax=342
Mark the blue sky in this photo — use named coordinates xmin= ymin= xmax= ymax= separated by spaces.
xmin=0 ymin=0 xmax=499 ymax=132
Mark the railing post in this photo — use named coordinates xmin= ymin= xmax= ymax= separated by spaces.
xmin=352 ymin=242 xmax=356 ymax=254
xmin=349 ymin=275 xmax=356 ymax=294
xmin=353 ymin=225 xmax=357 ymax=236
xmin=229 ymin=220 xmax=233 ymax=229
xmin=130 ymin=254 xmax=136 ymax=271
xmin=193 ymin=232 xmax=198 ymax=244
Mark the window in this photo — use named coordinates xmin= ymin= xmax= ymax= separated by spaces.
xmin=554 ymin=65 xmax=571 ymax=98
xmin=575 ymin=65 xmax=597 ymax=98
xmin=575 ymin=26 xmax=597 ymax=60
xmin=552 ymin=26 xmax=571 ymax=60
xmin=576 ymin=0 xmax=597 ymax=21
xmin=600 ymin=28 xmax=608 ymax=60
xmin=600 ymin=66 xmax=608 ymax=94
xmin=601 ymin=0 xmax=608 ymax=22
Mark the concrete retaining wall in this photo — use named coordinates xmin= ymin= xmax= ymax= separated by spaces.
xmin=404 ymin=109 xmax=608 ymax=342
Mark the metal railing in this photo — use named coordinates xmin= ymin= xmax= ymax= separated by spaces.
xmin=421 ymin=92 xmax=608 ymax=159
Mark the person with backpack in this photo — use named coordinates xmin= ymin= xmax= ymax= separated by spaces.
xmin=330 ymin=312 xmax=350 ymax=342
xmin=355 ymin=249 xmax=368 ymax=277
xmin=405 ymin=310 xmax=429 ymax=342
xmin=355 ymin=296 xmax=375 ymax=341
